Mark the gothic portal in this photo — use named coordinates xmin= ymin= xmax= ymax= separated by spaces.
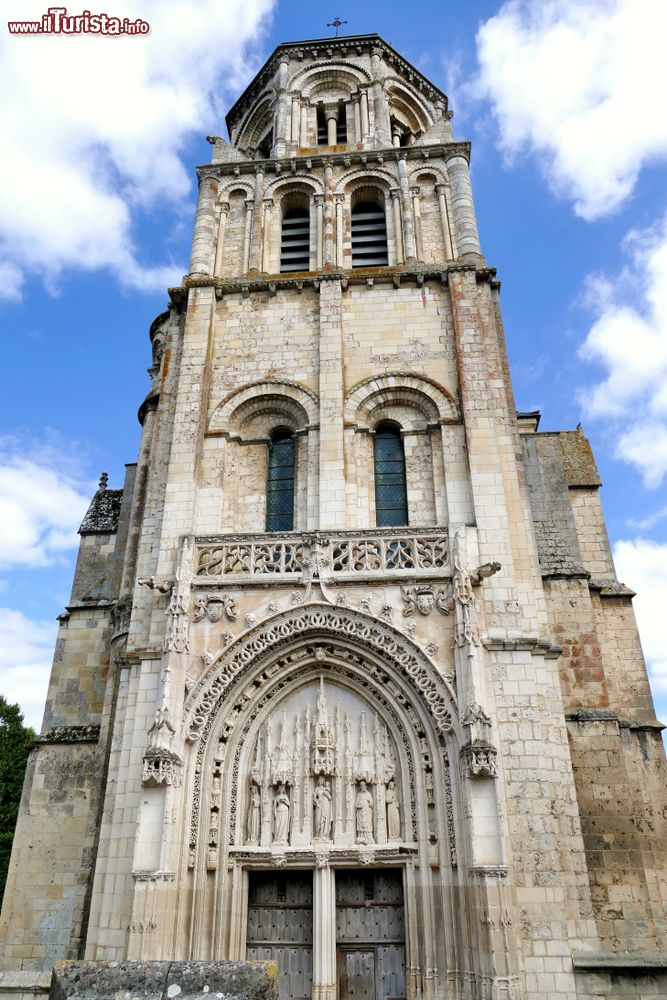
xmin=1 ymin=32 xmax=666 ymax=1000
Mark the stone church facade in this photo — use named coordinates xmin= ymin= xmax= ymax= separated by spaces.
xmin=1 ymin=33 xmax=666 ymax=1000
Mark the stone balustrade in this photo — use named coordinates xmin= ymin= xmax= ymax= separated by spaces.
xmin=194 ymin=527 xmax=449 ymax=584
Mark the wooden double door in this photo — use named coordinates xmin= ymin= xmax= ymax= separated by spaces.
xmin=246 ymin=869 xmax=405 ymax=1000
xmin=336 ymin=870 xmax=406 ymax=1000
xmin=246 ymin=871 xmax=313 ymax=1000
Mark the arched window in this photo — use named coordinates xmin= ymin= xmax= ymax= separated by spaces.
xmin=373 ymin=426 xmax=408 ymax=527
xmin=280 ymin=207 xmax=310 ymax=273
xmin=351 ymin=200 xmax=388 ymax=267
xmin=266 ymin=431 xmax=295 ymax=531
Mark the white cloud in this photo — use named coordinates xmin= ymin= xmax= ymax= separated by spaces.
xmin=628 ymin=505 xmax=667 ymax=532
xmin=613 ymin=540 xmax=667 ymax=706
xmin=0 ymin=0 xmax=275 ymax=298
xmin=576 ymin=216 xmax=667 ymax=486
xmin=0 ymin=607 xmax=56 ymax=731
xmin=474 ymin=0 xmax=667 ymax=219
xmin=0 ymin=436 xmax=92 ymax=569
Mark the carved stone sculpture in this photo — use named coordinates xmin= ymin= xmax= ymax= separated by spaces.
xmin=386 ymin=779 xmax=401 ymax=840
xmin=246 ymin=784 xmax=261 ymax=845
xmin=401 ymin=585 xmax=451 ymax=617
xmin=313 ymin=777 xmax=332 ymax=840
xmin=355 ymin=780 xmax=374 ymax=844
xmin=273 ymin=782 xmax=290 ymax=845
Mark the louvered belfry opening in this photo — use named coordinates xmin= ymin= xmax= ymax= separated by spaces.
xmin=316 ymin=105 xmax=328 ymax=145
xmin=336 ymin=103 xmax=347 ymax=143
xmin=351 ymin=199 xmax=389 ymax=267
xmin=280 ymin=207 xmax=310 ymax=273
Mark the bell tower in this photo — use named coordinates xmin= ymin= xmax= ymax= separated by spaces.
xmin=1 ymin=32 xmax=666 ymax=1000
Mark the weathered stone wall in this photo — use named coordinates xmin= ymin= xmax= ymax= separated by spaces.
xmin=522 ymin=427 xmax=667 ymax=968
xmin=0 ymin=742 xmax=103 ymax=973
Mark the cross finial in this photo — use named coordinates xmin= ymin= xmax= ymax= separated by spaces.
xmin=326 ymin=16 xmax=348 ymax=37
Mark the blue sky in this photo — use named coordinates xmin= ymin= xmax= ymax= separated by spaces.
xmin=1 ymin=0 xmax=666 ymax=731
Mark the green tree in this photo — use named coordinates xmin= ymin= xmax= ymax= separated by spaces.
xmin=0 ymin=697 xmax=35 ymax=905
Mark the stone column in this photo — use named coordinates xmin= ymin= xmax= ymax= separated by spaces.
xmin=261 ymin=198 xmax=273 ymax=273
xmin=312 ymin=865 xmax=336 ymax=1000
xmin=318 ymin=280 xmax=345 ymax=529
xmin=213 ymin=201 xmax=230 ymax=277
xmin=274 ymin=56 xmax=290 ymax=148
xmin=188 ymin=174 xmax=218 ymax=276
xmin=435 ymin=183 xmax=454 ymax=260
xmin=242 ymin=199 xmax=254 ymax=274
xmin=325 ymin=104 xmax=338 ymax=146
xmin=352 ymin=96 xmax=361 ymax=142
xmin=360 ymin=90 xmax=370 ymax=139
xmin=300 ymin=103 xmax=309 ymax=146
xmin=291 ymin=97 xmax=300 ymax=143
xmin=390 ymin=188 xmax=404 ymax=264
xmin=323 ymin=163 xmax=335 ymax=266
xmin=392 ymin=124 xmax=402 ymax=147
xmin=247 ymin=169 xmax=265 ymax=273
xmin=315 ymin=195 xmax=324 ymax=269
xmin=335 ymin=194 xmax=344 ymax=267
xmin=447 ymin=153 xmax=482 ymax=259
xmin=370 ymin=47 xmax=391 ymax=145
xmin=397 ymin=155 xmax=416 ymax=262
xmin=411 ymin=186 xmax=423 ymax=262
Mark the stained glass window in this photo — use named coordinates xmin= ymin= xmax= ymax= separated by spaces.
xmin=374 ymin=426 xmax=408 ymax=527
xmin=266 ymin=432 xmax=295 ymax=532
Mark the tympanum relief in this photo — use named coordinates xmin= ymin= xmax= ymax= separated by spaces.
xmin=242 ymin=678 xmax=403 ymax=849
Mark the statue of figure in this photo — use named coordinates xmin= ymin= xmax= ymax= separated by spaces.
xmin=246 ymin=784 xmax=261 ymax=845
xmin=313 ymin=777 xmax=332 ymax=840
xmin=355 ymin=780 xmax=374 ymax=844
xmin=273 ymin=783 xmax=290 ymax=845
xmin=386 ymin=780 xmax=401 ymax=840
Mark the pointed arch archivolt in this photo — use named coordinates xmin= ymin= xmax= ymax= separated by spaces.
xmin=183 ymin=603 xmax=458 ymax=745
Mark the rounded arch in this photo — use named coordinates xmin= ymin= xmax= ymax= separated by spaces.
xmin=236 ymin=92 xmax=276 ymax=151
xmin=385 ymin=78 xmax=434 ymax=134
xmin=209 ymin=380 xmax=318 ymax=437
xmin=265 ymin=176 xmax=324 ymax=202
xmin=336 ymin=166 xmax=396 ymax=197
xmin=217 ymin=180 xmax=254 ymax=203
xmin=289 ymin=61 xmax=371 ymax=98
xmin=408 ymin=167 xmax=448 ymax=190
xmin=345 ymin=372 xmax=459 ymax=428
